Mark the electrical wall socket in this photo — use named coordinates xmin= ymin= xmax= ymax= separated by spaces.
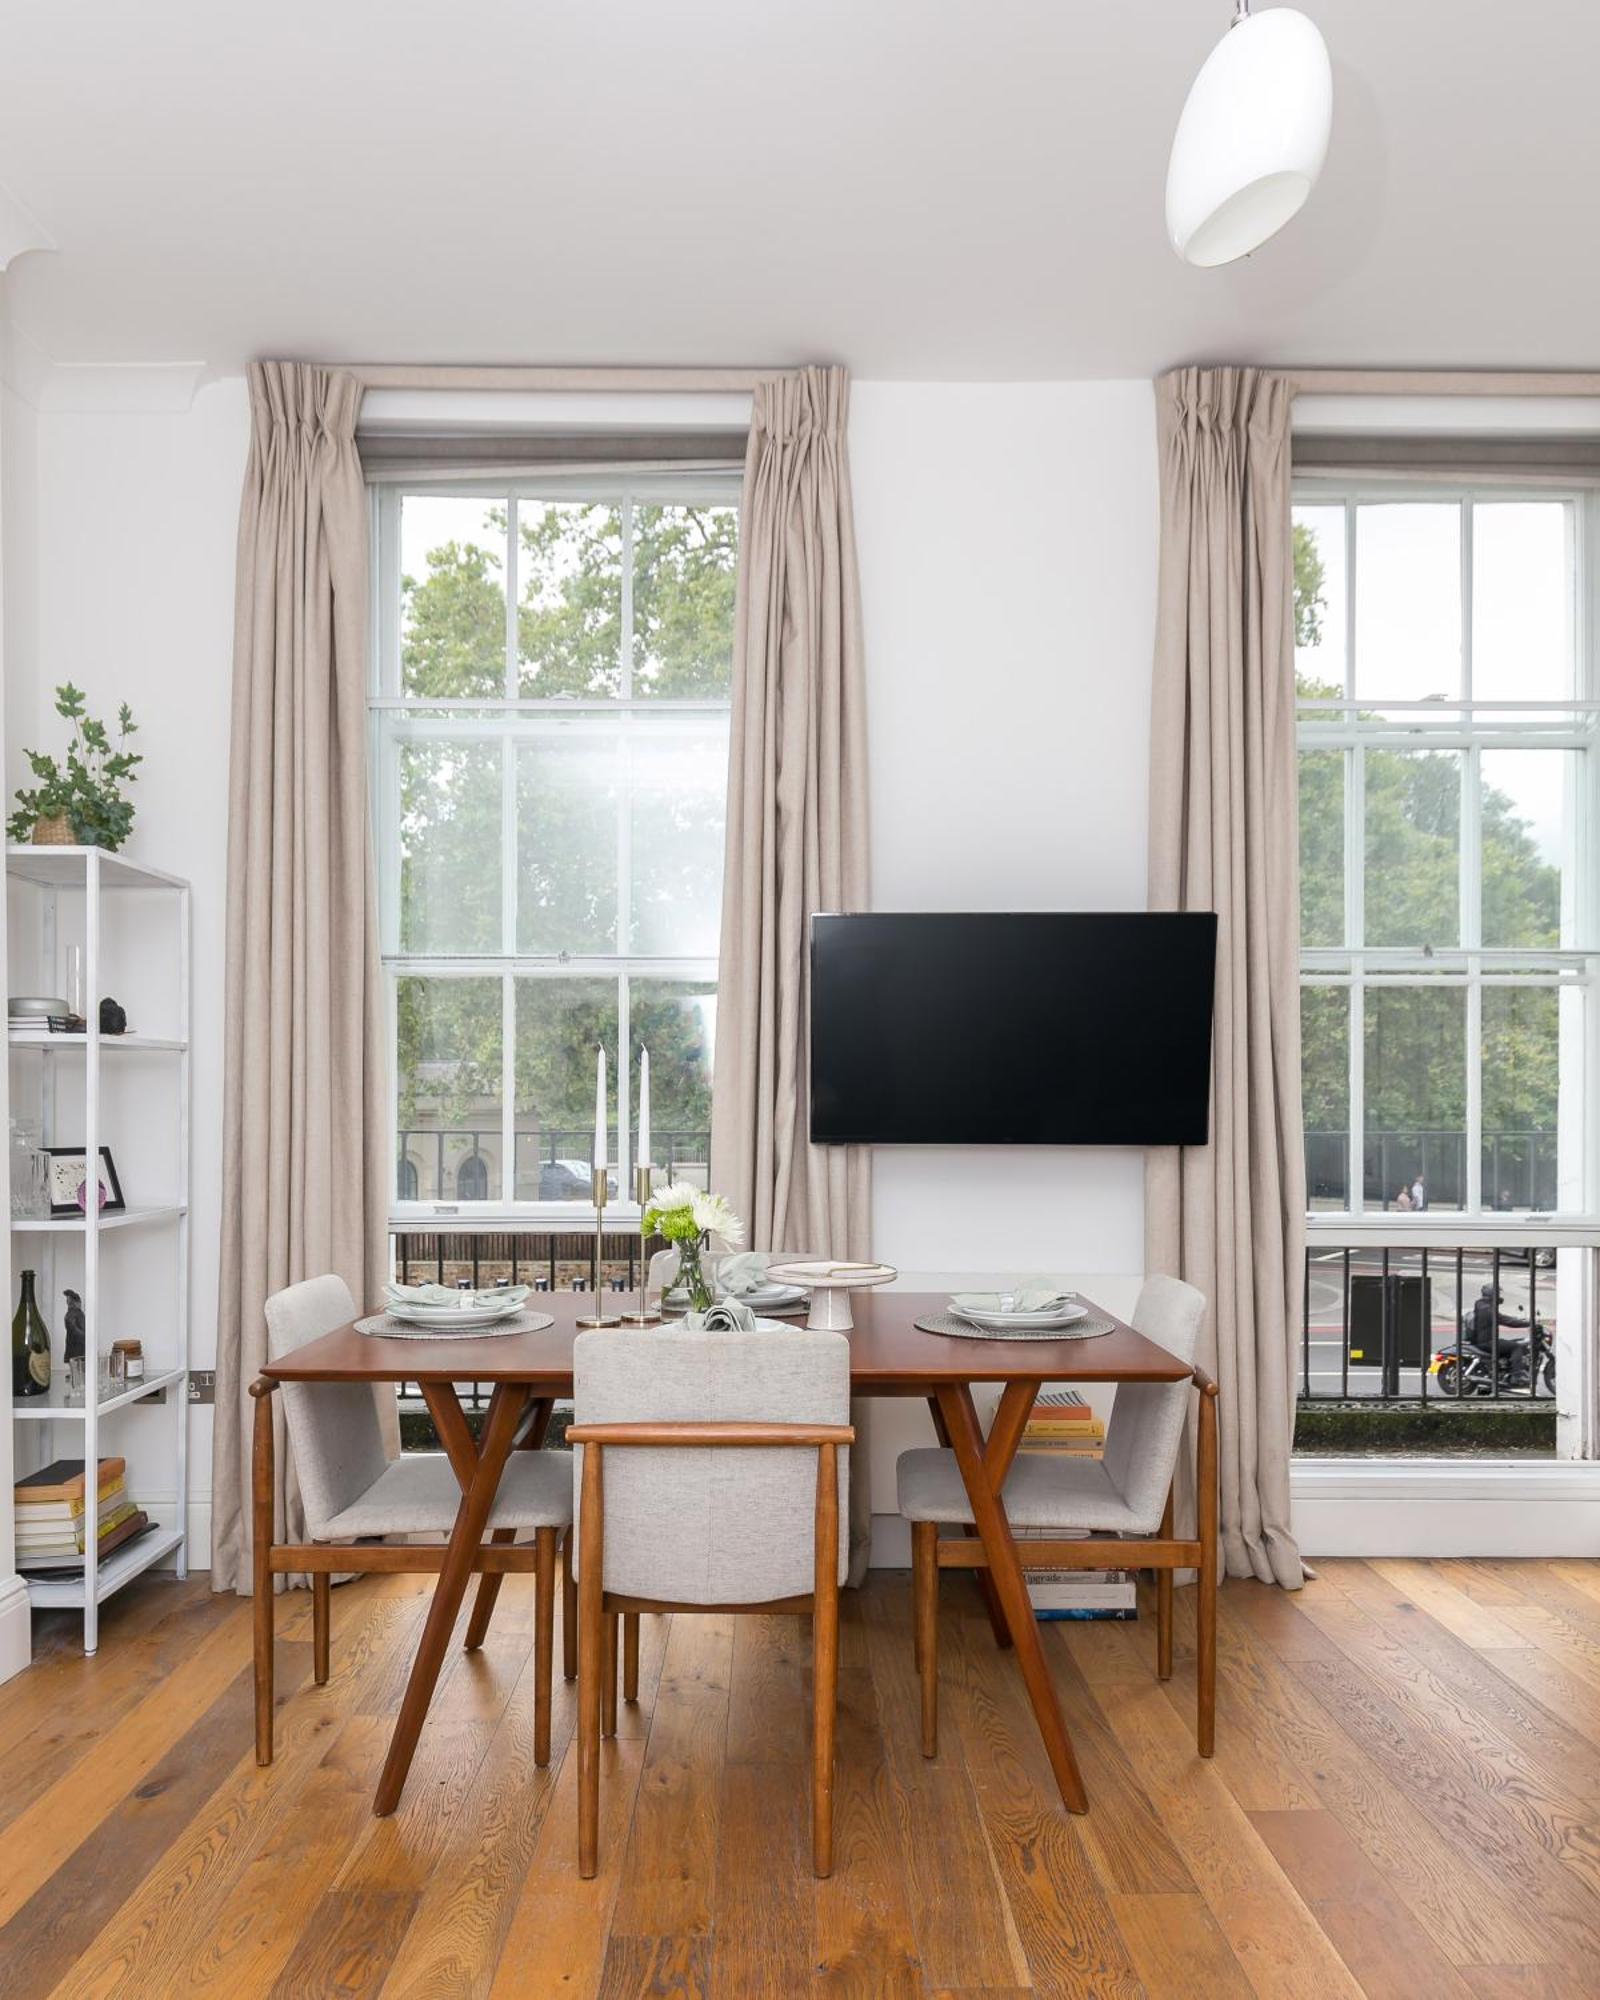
xmin=187 ymin=1370 xmax=216 ymax=1405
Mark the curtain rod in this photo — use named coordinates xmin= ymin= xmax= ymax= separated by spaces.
xmin=1287 ymin=368 xmax=1600 ymax=398
xmin=347 ymin=364 xmax=775 ymax=393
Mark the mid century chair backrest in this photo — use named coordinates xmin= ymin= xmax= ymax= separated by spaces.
xmin=1099 ymin=1273 xmax=1206 ymax=1530
xmin=573 ymin=1323 xmax=850 ymax=1603
xmin=264 ymin=1274 xmax=390 ymax=1538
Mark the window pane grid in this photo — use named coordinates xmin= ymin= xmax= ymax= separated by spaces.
xmin=376 ymin=476 xmax=737 ymax=1211
xmin=1294 ymin=483 xmax=1595 ymax=1221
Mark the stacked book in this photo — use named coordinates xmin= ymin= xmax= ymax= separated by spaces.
xmin=14 ymin=1457 xmax=150 ymax=1572
xmin=1023 ymin=1557 xmax=1139 ymax=1621
xmin=1017 ymin=1395 xmax=1135 ymax=1619
xmin=1018 ymin=1389 xmax=1106 ymax=1458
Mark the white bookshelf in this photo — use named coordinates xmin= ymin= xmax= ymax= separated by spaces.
xmin=7 ymin=846 xmax=191 ymax=1652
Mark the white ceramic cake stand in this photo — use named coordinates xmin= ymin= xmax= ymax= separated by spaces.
xmin=762 ymin=1260 xmax=897 ymax=1332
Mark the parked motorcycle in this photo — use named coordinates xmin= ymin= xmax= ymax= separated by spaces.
xmin=1430 ymin=1317 xmax=1555 ymax=1397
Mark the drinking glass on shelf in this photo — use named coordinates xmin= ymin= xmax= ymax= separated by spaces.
xmin=66 ymin=1355 xmax=88 ymax=1405
xmin=9 ymin=1119 xmax=48 ymax=1219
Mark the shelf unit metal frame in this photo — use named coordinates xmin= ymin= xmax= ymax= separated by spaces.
xmin=7 ymin=846 xmax=191 ymax=1651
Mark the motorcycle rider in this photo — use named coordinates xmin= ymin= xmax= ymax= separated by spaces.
xmin=1464 ymin=1282 xmax=1530 ymax=1382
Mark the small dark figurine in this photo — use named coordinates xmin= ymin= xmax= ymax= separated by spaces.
xmin=63 ymin=1288 xmax=86 ymax=1364
xmin=99 ymin=996 xmax=127 ymax=1035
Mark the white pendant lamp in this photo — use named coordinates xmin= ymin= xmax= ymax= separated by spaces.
xmin=1166 ymin=2 xmax=1333 ymax=267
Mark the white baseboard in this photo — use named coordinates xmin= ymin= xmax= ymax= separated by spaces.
xmin=0 ymin=1573 xmax=31 ymax=1683
xmin=1292 ymin=1457 xmax=1600 ymax=1558
xmin=183 ymin=1499 xmax=211 ymax=1570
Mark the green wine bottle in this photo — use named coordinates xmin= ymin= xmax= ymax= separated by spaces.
xmin=12 ymin=1268 xmax=50 ymax=1399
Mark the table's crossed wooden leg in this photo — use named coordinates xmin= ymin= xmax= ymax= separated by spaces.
xmin=927 ymin=1393 xmax=1012 ymax=1650
xmin=934 ymin=1379 xmax=1089 ymax=1815
xmin=373 ymin=1380 xmax=531 ymax=1816
xmin=465 ymin=1396 xmax=555 ymax=1650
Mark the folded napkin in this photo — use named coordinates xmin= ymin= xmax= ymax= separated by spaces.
xmin=950 ymin=1286 xmax=1076 ymax=1316
xmin=712 ymin=1251 xmax=776 ymax=1297
xmin=680 ymin=1300 xmax=759 ymax=1332
xmin=384 ymin=1281 xmax=529 ymax=1310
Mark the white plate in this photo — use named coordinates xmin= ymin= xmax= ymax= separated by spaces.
xmin=386 ymin=1300 xmax=527 ymax=1329
xmin=950 ymin=1301 xmax=1089 ymax=1332
xmin=737 ymin=1282 xmax=808 ymax=1309
xmin=357 ymin=1309 xmax=554 ymax=1340
xmin=657 ymin=1312 xmax=798 ymax=1335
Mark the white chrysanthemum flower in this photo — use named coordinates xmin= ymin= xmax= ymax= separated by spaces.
xmin=647 ymin=1182 xmax=700 ymax=1219
xmin=691 ymin=1190 xmax=744 ymax=1247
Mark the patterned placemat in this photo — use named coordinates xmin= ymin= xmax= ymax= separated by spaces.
xmin=913 ymin=1311 xmax=1116 ymax=1343
xmin=356 ymin=1309 xmax=556 ymax=1341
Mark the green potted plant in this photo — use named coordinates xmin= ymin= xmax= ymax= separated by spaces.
xmin=7 ymin=685 xmax=141 ymax=850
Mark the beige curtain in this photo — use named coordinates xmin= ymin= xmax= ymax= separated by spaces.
xmin=711 ymin=366 xmax=873 ymax=1581
xmin=1146 ymin=366 xmax=1304 ymax=1591
xmin=211 ymin=362 xmax=392 ymax=1594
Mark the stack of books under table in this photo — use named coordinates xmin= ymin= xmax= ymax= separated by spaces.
xmin=1017 ymin=1392 xmax=1138 ymax=1620
xmin=14 ymin=1457 xmax=150 ymax=1573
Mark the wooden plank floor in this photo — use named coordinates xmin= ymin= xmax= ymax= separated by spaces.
xmin=2 ymin=1560 xmax=1599 ymax=1996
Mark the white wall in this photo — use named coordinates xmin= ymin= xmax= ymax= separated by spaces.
xmin=4 ymin=377 xmax=247 ymax=1564
xmin=852 ymin=382 xmax=1156 ymax=1275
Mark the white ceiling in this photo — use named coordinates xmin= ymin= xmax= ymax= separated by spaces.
xmin=0 ymin=0 xmax=1595 ymax=384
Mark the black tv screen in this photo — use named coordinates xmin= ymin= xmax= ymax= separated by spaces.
xmin=809 ymin=913 xmax=1217 ymax=1146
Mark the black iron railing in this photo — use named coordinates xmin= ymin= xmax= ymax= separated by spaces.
xmin=390 ymin=1227 xmax=666 ymax=1430
xmin=1299 ymin=1241 xmax=1558 ymax=1406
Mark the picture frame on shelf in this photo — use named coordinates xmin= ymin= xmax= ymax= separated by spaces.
xmin=45 ymin=1144 xmax=126 ymax=1218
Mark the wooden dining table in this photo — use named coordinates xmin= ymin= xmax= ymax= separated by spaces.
xmin=259 ymin=1289 xmax=1192 ymax=1818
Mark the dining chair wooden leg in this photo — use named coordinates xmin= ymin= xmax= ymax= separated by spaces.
xmin=913 ymin=1519 xmax=939 ymax=1757
xmin=561 ymin=1527 xmax=578 ymax=1682
xmin=534 ymin=1526 xmax=556 ymax=1767
xmin=602 ymin=1611 xmax=619 ymax=1738
xmin=250 ymin=1381 xmax=275 ymax=1766
xmin=1197 ymin=1376 xmax=1219 ymax=1757
xmin=622 ymin=1611 xmax=640 ymax=1704
xmin=312 ymin=1570 xmax=330 ymax=1686
xmin=1156 ymin=1483 xmax=1175 ymax=1683
xmin=577 ymin=1444 xmax=605 ymax=1879
xmin=812 ymin=1442 xmax=840 ymax=1878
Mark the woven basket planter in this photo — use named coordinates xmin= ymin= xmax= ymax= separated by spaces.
xmin=30 ymin=814 xmax=74 ymax=845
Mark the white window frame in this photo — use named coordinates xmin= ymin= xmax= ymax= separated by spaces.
xmin=1295 ymin=478 xmax=1600 ymax=1245
xmin=369 ymin=469 xmax=740 ymax=1228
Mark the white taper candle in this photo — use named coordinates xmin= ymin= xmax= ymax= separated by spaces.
xmin=637 ymin=1046 xmax=651 ymax=1168
xmin=593 ymin=1044 xmax=607 ymax=1171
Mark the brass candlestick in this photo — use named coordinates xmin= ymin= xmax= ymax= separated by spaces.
xmin=574 ymin=1164 xmax=617 ymax=1329
xmin=622 ymin=1163 xmax=662 ymax=1325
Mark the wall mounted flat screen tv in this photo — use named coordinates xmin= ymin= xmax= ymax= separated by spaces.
xmin=810 ymin=913 xmax=1218 ymax=1146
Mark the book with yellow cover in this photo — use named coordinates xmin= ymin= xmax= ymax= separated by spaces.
xmin=16 ymin=1498 xmax=138 ymax=1555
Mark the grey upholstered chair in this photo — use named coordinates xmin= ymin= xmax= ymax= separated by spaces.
xmin=568 ymin=1322 xmax=853 ymax=1878
xmin=253 ymin=1275 xmax=574 ymax=1767
xmin=897 ymin=1274 xmax=1218 ymax=1756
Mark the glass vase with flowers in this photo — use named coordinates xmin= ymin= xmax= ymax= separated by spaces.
xmin=642 ymin=1184 xmax=745 ymax=1313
